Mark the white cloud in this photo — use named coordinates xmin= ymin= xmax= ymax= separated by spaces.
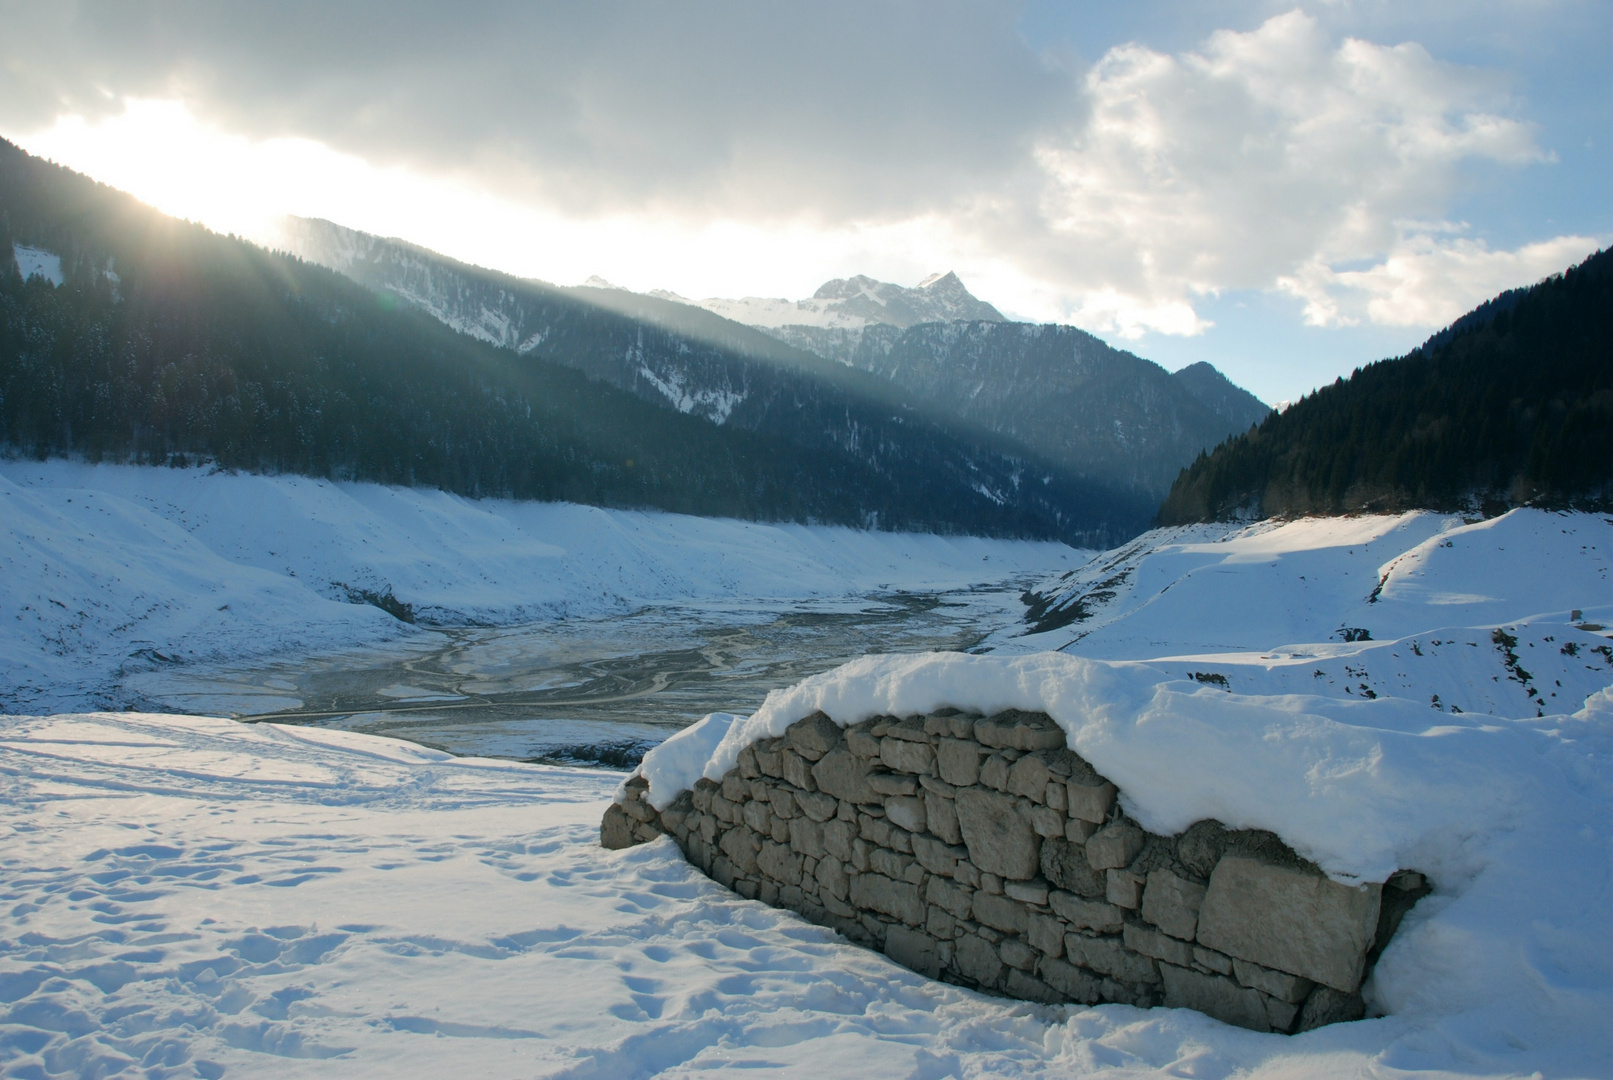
xmin=1278 ymin=231 xmax=1603 ymax=328
xmin=1002 ymin=9 xmax=1554 ymax=336
xmin=3 ymin=6 xmax=1590 ymax=340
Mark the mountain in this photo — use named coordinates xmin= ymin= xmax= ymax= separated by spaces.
xmin=657 ymin=270 xmax=1005 ymax=332
xmin=0 ymin=145 xmax=1157 ymax=548
xmin=1171 ymin=361 xmax=1272 ymax=432
xmin=1158 ymin=247 xmax=1613 ymax=523
xmin=638 ymin=264 xmax=1269 ymax=498
xmin=265 ymin=215 xmax=1159 ymax=543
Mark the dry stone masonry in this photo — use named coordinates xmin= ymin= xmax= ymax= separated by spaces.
xmin=601 ymin=709 xmax=1430 ymax=1033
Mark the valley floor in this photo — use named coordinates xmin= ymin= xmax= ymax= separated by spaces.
xmin=2 ymin=464 xmax=1610 ymax=1078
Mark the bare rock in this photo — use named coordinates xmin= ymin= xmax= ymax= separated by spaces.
xmin=1196 ymin=856 xmax=1381 ymax=993
xmin=956 ymin=789 xmax=1041 ymax=880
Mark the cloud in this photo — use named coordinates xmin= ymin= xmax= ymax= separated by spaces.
xmin=990 ymin=9 xmax=1554 ymax=335
xmin=1278 ymin=231 xmax=1603 ymax=328
xmin=1 ymin=4 xmax=1587 ymax=337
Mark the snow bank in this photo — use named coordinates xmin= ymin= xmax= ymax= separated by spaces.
xmin=0 ymin=460 xmax=1081 ymax=712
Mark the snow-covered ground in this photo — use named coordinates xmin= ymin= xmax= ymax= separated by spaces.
xmin=3 ymin=475 xmax=1610 ymax=1076
xmin=0 ymin=459 xmax=1081 ymax=713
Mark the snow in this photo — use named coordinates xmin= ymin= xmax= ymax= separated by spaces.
xmin=4 ymin=474 xmax=1610 ymax=1075
xmin=12 ymin=244 xmax=63 ymax=287
xmin=0 ymin=459 xmax=1081 ymax=712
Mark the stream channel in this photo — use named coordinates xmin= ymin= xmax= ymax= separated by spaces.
xmin=139 ymin=581 xmax=1038 ymax=767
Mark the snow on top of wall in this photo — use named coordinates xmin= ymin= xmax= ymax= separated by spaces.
xmin=13 ymin=243 xmax=63 ymax=287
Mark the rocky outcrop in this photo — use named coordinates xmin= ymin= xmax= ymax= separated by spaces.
xmin=601 ymin=709 xmax=1429 ymax=1033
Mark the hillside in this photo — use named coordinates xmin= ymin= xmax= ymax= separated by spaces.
xmin=0 ymin=141 xmax=1150 ymax=546
xmin=1159 ymin=248 xmax=1613 ymax=522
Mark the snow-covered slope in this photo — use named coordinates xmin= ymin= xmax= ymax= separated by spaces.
xmin=658 ymin=271 xmax=1005 ymax=331
xmin=0 ymin=460 xmax=1081 ymax=713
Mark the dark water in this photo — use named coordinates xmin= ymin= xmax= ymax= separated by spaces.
xmin=143 ymin=584 xmax=1032 ymax=765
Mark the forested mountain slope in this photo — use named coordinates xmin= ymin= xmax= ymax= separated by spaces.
xmin=0 ymin=141 xmax=1148 ymax=544
xmin=1159 ymin=248 xmax=1613 ymax=522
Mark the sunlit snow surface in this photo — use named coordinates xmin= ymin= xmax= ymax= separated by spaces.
xmin=3 ymin=464 xmax=1612 ymax=1076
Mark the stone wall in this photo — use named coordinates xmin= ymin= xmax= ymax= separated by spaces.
xmin=601 ymin=709 xmax=1429 ymax=1033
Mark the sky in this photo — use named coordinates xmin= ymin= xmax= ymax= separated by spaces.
xmin=1 ymin=1 xmax=1608 ymax=405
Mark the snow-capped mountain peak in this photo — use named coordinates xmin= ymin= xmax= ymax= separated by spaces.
xmin=673 ymin=271 xmax=1006 ymax=331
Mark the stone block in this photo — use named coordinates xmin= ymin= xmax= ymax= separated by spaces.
xmin=1124 ymin=923 xmax=1194 ymax=968
xmin=881 ymin=738 xmax=936 ymax=776
xmin=1007 ymin=755 xmax=1053 ymax=802
xmin=794 ymin=790 xmax=838 ymax=822
xmin=1107 ymin=869 xmax=1144 ymax=908
xmin=720 ymin=827 xmax=760 ymax=875
xmin=1004 ymin=969 xmax=1064 ymax=1004
xmin=1027 ymin=913 xmax=1065 ymax=957
xmin=1065 ymin=778 xmax=1117 ymax=824
xmin=1004 ymin=879 xmax=1049 ymax=906
xmin=743 ymin=799 xmax=771 ymax=835
xmin=737 ymin=745 xmax=760 ymax=778
xmin=850 ymin=838 xmax=871 ymax=872
xmin=1049 ymin=892 xmax=1124 ymax=934
xmin=953 ymin=933 xmax=1005 ymax=988
xmin=1194 ymin=947 xmax=1234 ymax=976
xmin=925 ymin=791 xmax=962 ymax=845
xmin=1029 ymin=805 xmax=1066 ymax=838
xmin=1295 ymin=986 xmax=1365 ymax=1032
xmin=911 ymin=834 xmax=967 ymax=877
xmin=1159 ymin=964 xmax=1269 ymax=1032
xmin=885 ymin=795 xmax=927 ymax=834
xmin=1141 ymin=869 xmax=1207 ymax=941
xmin=757 ymin=841 xmax=803 ymax=884
xmin=1265 ymin=995 xmax=1299 ymax=1033
xmin=811 ymin=749 xmax=880 ymax=804
xmin=1041 ymin=839 xmax=1107 ymax=897
xmin=691 ymin=781 xmax=715 ymax=813
xmin=1086 ymin=822 xmax=1145 ymax=870
xmin=722 ymin=774 xmax=748 ymax=802
xmin=850 ymin=872 xmax=926 ymax=925
xmin=869 ymin=847 xmax=915 ymax=882
xmin=955 ymin=789 xmax=1041 ymax=880
xmin=974 ymin=711 xmax=1066 ymax=751
xmin=787 ymin=712 xmax=842 ymax=760
xmin=823 ymin=819 xmax=856 ymax=861
xmin=925 ymin=712 xmax=977 ymax=739
xmin=978 ymin=755 xmax=1011 ymax=791
xmin=860 ymin=813 xmax=894 ymax=848
xmin=845 ymin=726 xmax=882 ymax=759
xmin=754 ymin=747 xmax=783 ymax=778
xmin=1066 ymin=819 xmax=1098 ymax=843
xmin=889 ymin=826 xmax=913 ymax=855
xmin=1040 ymin=957 xmax=1102 ymax=1003
xmin=789 ymin=817 xmax=826 ymax=860
xmin=926 ymin=905 xmax=958 ymax=940
xmin=816 ymin=857 xmax=849 ymax=901
xmin=770 ymin=818 xmax=789 ymax=844
xmin=768 ymin=788 xmax=797 ymax=819
xmin=1064 ymin=933 xmax=1159 ymax=985
xmin=782 ymin=751 xmax=816 ymax=791
xmin=1232 ymin=958 xmax=1313 ymax=1003
xmin=885 ymin=925 xmax=941 ymax=979
xmin=926 ymin=876 xmax=974 ymax=919
xmin=1195 ymin=856 xmax=1382 ymax=993
xmin=600 ymin=803 xmax=636 ymax=849
xmin=936 ymin=738 xmax=985 ymax=786
xmin=999 ymin=937 xmax=1038 ymax=971
xmin=1045 ymin=782 xmax=1068 ymax=812
xmin=867 ymin=772 xmax=919 ymax=797
xmin=971 ymin=891 xmax=1030 ymax=935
